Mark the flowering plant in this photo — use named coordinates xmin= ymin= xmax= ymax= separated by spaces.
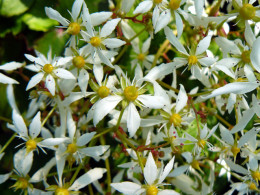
xmin=0 ymin=0 xmax=260 ymax=194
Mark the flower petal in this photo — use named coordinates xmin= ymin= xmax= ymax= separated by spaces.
xmin=111 ymin=182 xmax=142 ymax=194
xmin=45 ymin=7 xmax=69 ymax=26
xmin=12 ymin=110 xmax=28 ymax=138
xmin=71 ymin=0 xmax=84 ymax=21
xmin=100 ymin=18 xmax=121 ymax=38
xmin=45 ymin=74 xmax=56 ymax=96
xmin=77 ymin=132 xmax=96 ymax=146
xmin=26 ymin=72 xmax=44 ymax=91
xmin=251 ymin=36 xmax=260 ymax=73
xmin=159 ymin=156 xmax=175 ymax=183
xmin=0 ymin=72 xmax=19 ymax=84
xmin=102 ymin=38 xmax=126 ymax=48
xmin=0 ymin=61 xmax=23 ymax=71
xmin=29 ymin=111 xmax=41 ymax=139
xmin=91 ymin=12 xmax=113 ymax=26
xmin=80 ymin=145 xmax=109 ymax=157
xmin=144 ymin=152 xmax=158 ymax=185
xmin=53 ymin=68 xmax=75 ymax=79
xmin=126 ymin=102 xmax=141 ymax=138
xmin=175 ymin=84 xmax=188 ymax=113
xmin=155 ymin=10 xmax=171 ymax=34
xmin=196 ymin=34 xmax=212 ymax=55
xmin=138 ymin=95 xmax=166 ymax=109
xmin=133 ymin=1 xmax=153 ymax=14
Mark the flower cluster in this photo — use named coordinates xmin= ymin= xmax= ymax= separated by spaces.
xmin=0 ymin=0 xmax=260 ymax=194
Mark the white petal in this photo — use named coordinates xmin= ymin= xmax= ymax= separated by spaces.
xmin=175 ymin=12 xmax=183 ymax=38
xmin=26 ymin=72 xmax=44 ymax=91
xmin=144 ymin=152 xmax=157 ymax=185
xmin=97 ymin=49 xmax=113 ymax=68
xmin=0 ymin=172 xmax=11 ymax=184
xmin=111 ymin=182 xmax=142 ymax=194
xmin=102 ymin=38 xmax=126 ymax=48
xmin=121 ymin=0 xmax=135 ymax=13
xmin=133 ymin=1 xmax=153 ymax=14
xmin=244 ymin=64 xmax=256 ymax=82
xmin=0 ymin=72 xmax=19 ymax=84
xmin=14 ymin=149 xmax=33 ymax=176
xmin=152 ymin=6 xmax=160 ymax=29
xmin=194 ymin=0 xmax=204 ymax=18
xmin=91 ymin=12 xmax=113 ymax=26
xmin=78 ymin=69 xmax=89 ymax=94
xmin=202 ymin=82 xmax=259 ymax=99
xmin=71 ymin=0 xmax=83 ymax=21
xmin=138 ymin=95 xmax=166 ymax=109
xmin=56 ymin=57 xmax=73 ymax=66
xmin=54 ymin=68 xmax=75 ymax=79
xmin=93 ymin=96 xmax=122 ymax=126
xmin=0 ymin=61 xmax=23 ymax=71
xmin=40 ymin=138 xmax=69 ymax=146
xmin=215 ymin=37 xmax=241 ymax=55
xmin=215 ymin=65 xmax=235 ymax=79
xmin=126 ymin=103 xmax=141 ymax=138
xmin=12 ymin=110 xmax=28 ymax=138
xmin=249 ymin=157 xmax=258 ymax=171
xmin=230 ymin=108 xmax=255 ymax=133
xmin=196 ymin=35 xmax=212 ymax=55
xmin=144 ymin=62 xmax=175 ymax=81
xmin=159 ymin=156 xmax=175 ymax=183
xmin=200 ymin=124 xmax=208 ymax=139
xmin=164 ymin=27 xmax=188 ymax=55
xmin=69 ymin=168 xmax=106 ymax=191
xmin=142 ymin=37 xmax=151 ymax=53
xmin=245 ymin=21 xmax=255 ymax=47
xmin=45 ymin=74 xmax=56 ymax=96
xmin=169 ymin=165 xmax=189 ymax=177
xmin=80 ymin=145 xmax=109 ymax=157
xmin=29 ymin=112 xmax=41 ymax=139
xmin=7 ymin=84 xmax=18 ymax=112
xmin=238 ymin=128 xmax=259 ymax=148
xmin=155 ymin=10 xmax=171 ymax=34
xmin=251 ymin=36 xmax=260 ymax=73
xmin=220 ymin=125 xmax=234 ymax=145
xmin=224 ymin=158 xmax=248 ymax=175
xmin=100 ymin=18 xmax=121 ymax=38
xmin=45 ymin=7 xmax=69 ymax=26
xmin=198 ymin=57 xmax=216 ymax=66
xmin=55 ymin=147 xmax=66 ymax=184
xmin=93 ymin=64 xmax=103 ymax=86
xmin=175 ymin=84 xmax=188 ymax=113
xmin=158 ymin=190 xmax=180 ymax=195
xmin=67 ymin=110 xmax=76 ymax=140
xmin=215 ymin=58 xmax=240 ymax=68
xmin=76 ymin=132 xmax=96 ymax=146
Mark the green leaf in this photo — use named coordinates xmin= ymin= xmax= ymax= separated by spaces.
xmin=22 ymin=14 xmax=58 ymax=32
xmin=0 ymin=16 xmax=23 ymax=37
xmin=0 ymin=0 xmax=33 ymax=17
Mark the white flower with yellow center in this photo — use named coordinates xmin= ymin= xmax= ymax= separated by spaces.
xmin=25 ymin=50 xmax=75 ymax=96
xmin=111 ymin=152 xmax=178 ymax=195
xmin=80 ymin=4 xmax=125 ymax=68
xmin=93 ymin=75 xmax=167 ymax=137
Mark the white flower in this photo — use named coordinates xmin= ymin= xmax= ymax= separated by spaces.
xmin=25 ymin=49 xmax=75 ymax=96
xmin=0 ymin=61 xmax=24 ymax=84
xmin=111 ymin=152 xmax=178 ymax=195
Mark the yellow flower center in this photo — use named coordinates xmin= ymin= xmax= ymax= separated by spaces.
xmin=67 ymin=22 xmax=81 ymax=35
xmin=252 ymin=171 xmax=260 ymax=182
xmin=124 ymin=86 xmax=139 ymax=102
xmin=188 ymin=55 xmax=198 ymax=65
xmin=97 ymin=86 xmax=110 ymax=98
xmin=191 ymin=160 xmax=200 ymax=170
xmin=137 ymin=53 xmax=146 ymax=61
xmin=241 ymin=50 xmax=251 ymax=64
xmin=146 ymin=185 xmax=158 ymax=195
xmin=90 ymin=36 xmax=101 ymax=47
xmin=231 ymin=145 xmax=240 ymax=157
xmin=249 ymin=182 xmax=258 ymax=191
xmin=239 ymin=4 xmax=256 ymax=20
xmin=13 ymin=178 xmax=29 ymax=190
xmin=43 ymin=64 xmax=54 ymax=74
xmin=169 ymin=113 xmax=182 ymax=127
xmin=153 ymin=0 xmax=162 ymax=4
xmin=169 ymin=0 xmax=182 ymax=10
xmin=55 ymin=187 xmax=70 ymax=195
xmin=67 ymin=143 xmax=77 ymax=154
xmin=26 ymin=139 xmax=37 ymax=152
xmin=198 ymin=139 xmax=206 ymax=148
xmin=72 ymin=56 xmax=85 ymax=68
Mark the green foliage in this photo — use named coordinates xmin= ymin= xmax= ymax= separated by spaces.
xmin=0 ymin=0 xmax=33 ymax=17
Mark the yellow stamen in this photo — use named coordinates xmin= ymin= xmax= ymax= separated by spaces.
xmin=241 ymin=50 xmax=251 ymax=64
xmin=55 ymin=187 xmax=70 ymax=195
xmin=67 ymin=143 xmax=77 ymax=154
xmin=191 ymin=160 xmax=200 ymax=170
xmin=90 ymin=37 xmax=101 ymax=47
xmin=169 ymin=0 xmax=182 ymax=10
xmin=146 ymin=185 xmax=158 ymax=195
xmin=239 ymin=4 xmax=256 ymax=20
xmin=12 ymin=178 xmax=29 ymax=190
xmin=169 ymin=113 xmax=182 ymax=127
xmin=231 ymin=145 xmax=240 ymax=157
xmin=72 ymin=56 xmax=85 ymax=68
xmin=97 ymin=86 xmax=110 ymax=98
xmin=188 ymin=55 xmax=198 ymax=65
xmin=137 ymin=53 xmax=146 ymax=61
xmin=124 ymin=86 xmax=138 ymax=102
xmin=26 ymin=139 xmax=37 ymax=152
xmin=153 ymin=0 xmax=162 ymax=4
xmin=198 ymin=139 xmax=206 ymax=148
xmin=67 ymin=22 xmax=81 ymax=35
xmin=43 ymin=64 xmax=54 ymax=74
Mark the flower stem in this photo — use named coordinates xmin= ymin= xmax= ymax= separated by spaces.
xmin=152 ymin=40 xmax=169 ymax=68
xmin=41 ymin=104 xmax=57 ymax=127
xmin=0 ymin=133 xmax=17 ymax=154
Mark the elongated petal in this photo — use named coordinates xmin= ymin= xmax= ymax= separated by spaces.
xmin=155 ymin=10 xmax=171 ymax=34
xmin=80 ymin=145 xmax=109 ymax=157
xmin=215 ymin=37 xmax=241 ymax=55
xmin=175 ymin=12 xmax=183 ymax=38
xmin=0 ymin=61 xmax=23 ymax=71
xmin=144 ymin=62 xmax=176 ymax=81
xmin=93 ymin=64 xmax=103 ymax=86
xmin=67 ymin=110 xmax=76 ymax=140
xmin=245 ymin=21 xmax=255 ymax=47
xmin=100 ymin=18 xmax=121 ymax=38
xmin=29 ymin=112 xmax=41 ymax=139
xmin=97 ymin=49 xmax=113 ymax=68
xmin=40 ymin=138 xmax=69 ymax=146
xmin=71 ymin=0 xmax=83 ymax=21
xmin=169 ymin=165 xmax=189 ymax=177
xmin=102 ymin=38 xmax=126 ymax=48
xmin=26 ymin=72 xmax=44 ymax=91
xmin=215 ymin=65 xmax=235 ymax=79
xmin=200 ymin=124 xmax=208 ymax=139
xmin=0 ymin=72 xmax=19 ymax=84
xmin=138 ymin=95 xmax=166 ymax=109
xmin=202 ymin=82 xmax=259 ymax=99
xmin=198 ymin=57 xmax=216 ymax=66
xmin=194 ymin=0 xmax=204 ymax=18
xmin=45 ymin=7 xmax=69 ymax=26
xmin=196 ymin=35 xmax=212 ymax=55
xmin=158 ymin=190 xmax=180 ymax=195
xmin=230 ymin=108 xmax=255 ymax=133
xmin=144 ymin=152 xmax=157 ymax=185
xmin=175 ymin=84 xmax=188 ymax=113
xmin=7 ymin=84 xmax=19 ymax=112
xmin=215 ymin=58 xmax=240 ymax=68
xmin=12 ymin=110 xmax=28 ymax=138
xmin=14 ymin=149 xmax=33 ymax=176
xmin=126 ymin=103 xmax=141 ymax=138
xmin=159 ymin=156 xmax=175 ymax=183
xmin=220 ymin=125 xmax=234 ymax=145
xmin=251 ymin=37 xmax=260 ymax=73
xmin=164 ymin=27 xmax=188 ymax=55
xmin=238 ymin=128 xmax=259 ymax=148
xmin=69 ymin=168 xmax=106 ymax=191
xmin=0 ymin=172 xmax=12 ymax=184
xmin=77 ymin=132 xmax=96 ymax=146
xmin=54 ymin=68 xmax=75 ymax=79
xmin=91 ymin=12 xmax=112 ymax=26
xmin=133 ymin=1 xmax=153 ymax=14
xmin=45 ymin=74 xmax=55 ymax=96
xmin=224 ymin=158 xmax=248 ymax=175
xmin=93 ymin=96 xmax=122 ymax=126
xmin=111 ymin=182 xmax=142 ymax=194
xmin=78 ymin=69 xmax=89 ymax=94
